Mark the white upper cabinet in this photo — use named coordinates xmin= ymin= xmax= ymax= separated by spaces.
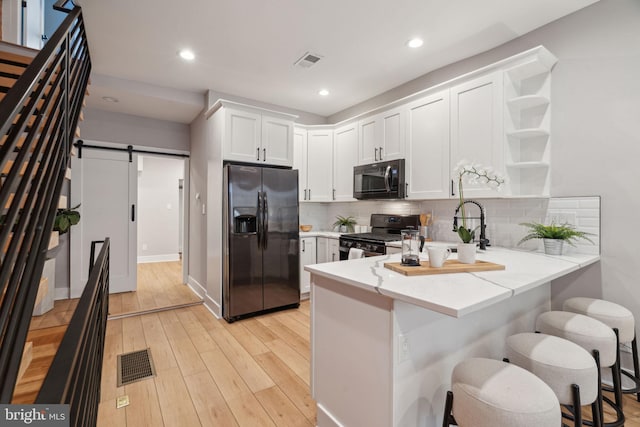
xmin=333 ymin=122 xmax=358 ymax=201
xmin=221 ymin=102 xmax=295 ymax=166
xmin=262 ymin=116 xmax=294 ymax=166
xmin=405 ymin=90 xmax=450 ymax=199
xmin=293 ymin=127 xmax=308 ymax=201
xmin=357 ymin=106 xmax=405 ymax=165
xmin=450 ymin=71 xmax=504 ymax=198
xmin=224 ymin=107 xmax=262 ymax=163
xmin=306 ymin=129 xmax=334 ymax=202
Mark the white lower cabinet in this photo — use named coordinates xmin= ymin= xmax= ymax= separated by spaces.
xmin=327 ymin=238 xmax=340 ymax=263
xmin=300 ymin=237 xmax=317 ymax=294
xmin=316 ymin=237 xmax=328 ymax=264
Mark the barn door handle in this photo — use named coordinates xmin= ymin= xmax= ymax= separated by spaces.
xmin=131 ymin=204 xmax=135 ymax=221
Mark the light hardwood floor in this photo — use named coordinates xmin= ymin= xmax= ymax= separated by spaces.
xmin=108 ymin=261 xmax=203 ymax=317
xmin=97 ymin=302 xmax=315 ymax=427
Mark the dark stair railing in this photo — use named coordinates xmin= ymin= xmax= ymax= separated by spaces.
xmin=36 ymin=238 xmax=110 ymax=427
xmin=0 ymin=0 xmax=91 ymax=404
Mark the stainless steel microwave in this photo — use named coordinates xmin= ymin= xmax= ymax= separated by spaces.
xmin=353 ymin=159 xmax=406 ymax=200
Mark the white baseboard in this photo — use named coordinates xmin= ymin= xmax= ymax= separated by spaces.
xmin=204 ymin=294 xmax=221 ymax=319
xmin=54 ymin=287 xmax=70 ymax=300
xmin=137 ymin=254 xmax=180 ymax=263
xmin=187 ymin=276 xmax=206 ymax=299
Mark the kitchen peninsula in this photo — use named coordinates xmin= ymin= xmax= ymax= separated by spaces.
xmin=306 ymin=248 xmax=599 ymax=427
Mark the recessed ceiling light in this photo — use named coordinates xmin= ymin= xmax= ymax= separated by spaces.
xmin=318 ymin=89 xmax=330 ymax=96
xmin=407 ymin=38 xmax=424 ymax=48
xmin=179 ymin=49 xmax=195 ymax=61
xmin=102 ymin=96 xmax=119 ymax=103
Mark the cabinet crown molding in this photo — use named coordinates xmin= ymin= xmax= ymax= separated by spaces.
xmin=206 ymin=98 xmax=299 ymax=121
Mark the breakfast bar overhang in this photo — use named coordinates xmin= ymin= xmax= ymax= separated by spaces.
xmin=306 ymin=248 xmax=600 ymax=427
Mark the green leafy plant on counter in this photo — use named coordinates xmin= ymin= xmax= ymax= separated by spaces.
xmin=518 ymin=221 xmax=594 ymax=246
xmin=333 ymin=215 xmax=356 ymax=233
xmin=54 ymin=204 xmax=81 ymax=234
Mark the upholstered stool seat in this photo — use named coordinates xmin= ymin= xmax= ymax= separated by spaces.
xmin=506 ymin=332 xmax=601 ymax=426
xmin=536 ymin=310 xmax=624 ymax=427
xmin=563 ymin=297 xmax=640 ymax=401
xmin=442 ymin=357 xmax=561 ymax=427
xmin=563 ymin=297 xmax=635 ymax=343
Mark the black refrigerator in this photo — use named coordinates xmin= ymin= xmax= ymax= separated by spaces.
xmin=223 ymin=164 xmax=300 ymax=322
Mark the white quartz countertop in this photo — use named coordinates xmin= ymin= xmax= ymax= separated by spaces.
xmin=305 ymin=247 xmax=600 ymax=318
xmin=300 ymin=231 xmax=342 ymax=239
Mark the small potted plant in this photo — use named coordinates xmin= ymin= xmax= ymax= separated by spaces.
xmin=54 ymin=204 xmax=81 ymax=234
xmin=518 ymin=221 xmax=594 ymax=255
xmin=333 ymin=215 xmax=356 ymax=233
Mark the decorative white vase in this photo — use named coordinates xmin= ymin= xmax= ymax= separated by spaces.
xmin=543 ymin=239 xmax=564 ymax=255
xmin=457 ymin=243 xmax=476 ymax=264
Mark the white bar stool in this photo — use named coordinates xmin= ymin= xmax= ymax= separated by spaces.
xmin=442 ymin=357 xmax=561 ymax=427
xmin=505 ymin=332 xmax=602 ymax=427
xmin=563 ymin=297 xmax=640 ymax=401
xmin=536 ymin=311 xmax=624 ymax=427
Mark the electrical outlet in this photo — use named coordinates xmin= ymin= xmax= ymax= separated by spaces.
xmin=398 ymin=334 xmax=409 ymax=363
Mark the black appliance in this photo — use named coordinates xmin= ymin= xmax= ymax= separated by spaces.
xmin=339 ymin=214 xmax=420 ymax=260
xmin=223 ymin=164 xmax=300 ymax=322
xmin=353 ymin=159 xmax=406 ymax=200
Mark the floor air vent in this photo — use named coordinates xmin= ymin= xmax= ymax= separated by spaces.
xmin=117 ymin=348 xmax=156 ymax=386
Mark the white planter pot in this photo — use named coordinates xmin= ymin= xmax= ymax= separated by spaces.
xmin=543 ymin=239 xmax=564 ymax=255
xmin=457 ymin=243 xmax=476 ymax=264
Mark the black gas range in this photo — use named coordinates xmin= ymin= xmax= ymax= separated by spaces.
xmin=339 ymin=214 xmax=420 ymax=260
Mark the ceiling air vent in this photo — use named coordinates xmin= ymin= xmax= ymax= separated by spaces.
xmin=294 ymin=52 xmax=323 ymax=69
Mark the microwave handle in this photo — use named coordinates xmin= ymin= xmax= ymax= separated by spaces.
xmin=384 ymin=165 xmax=391 ymax=192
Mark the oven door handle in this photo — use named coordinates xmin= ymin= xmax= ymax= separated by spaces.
xmin=384 ymin=165 xmax=391 ymax=192
xmin=363 ymin=250 xmax=381 ymax=257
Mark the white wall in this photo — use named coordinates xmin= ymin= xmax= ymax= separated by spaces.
xmin=325 ymin=0 xmax=639 ymax=328
xmin=80 ymin=108 xmax=190 ymax=151
xmin=137 ymin=155 xmax=184 ymax=262
xmin=187 ymin=112 xmax=209 ymax=297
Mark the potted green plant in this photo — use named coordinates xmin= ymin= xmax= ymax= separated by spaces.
xmin=54 ymin=204 xmax=81 ymax=234
xmin=518 ymin=221 xmax=594 ymax=255
xmin=333 ymin=215 xmax=356 ymax=233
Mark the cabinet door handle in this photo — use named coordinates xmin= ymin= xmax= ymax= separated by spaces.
xmin=379 ymin=146 xmax=383 ymax=160
xmin=405 ymin=182 xmax=408 ymax=198
xmin=263 ymin=148 xmax=266 ymax=162
xmin=333 ymin=189 xmax=336 ymax=200
xmin=332 ymin=253 xmax=335 ymax=261
xmin=309 ymin=189 xmax=311 ymax=199
xmin=302 ymin=240 xmax=305 ymax=253
xmin=451 ymin=179 xmax=455 ymax=196
xmin=256 ymin=147 xmax=260 ymax=161
xmin=304 ymin=189 xmax=307 ymax=200
xmin=374 ymin=147 xmax=378 ymax=161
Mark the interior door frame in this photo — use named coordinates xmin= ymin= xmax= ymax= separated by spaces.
xmin=69 ymin=139 xmax=190 ymax=296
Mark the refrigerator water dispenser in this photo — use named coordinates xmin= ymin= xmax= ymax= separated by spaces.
xmin=234 ymin=213 xmax=256 ymax=233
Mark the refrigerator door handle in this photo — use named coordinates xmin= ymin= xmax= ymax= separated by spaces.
xmin=257 ymin=191 xmax=263 ymax=249
xmin=263 ymin=192 xmax=269 ymax=249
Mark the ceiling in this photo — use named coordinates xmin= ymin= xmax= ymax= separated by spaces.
xmin=76 ymin=0 xmax=599 ymax=124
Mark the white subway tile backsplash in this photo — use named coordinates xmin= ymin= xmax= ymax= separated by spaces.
xmin=298 ymin=196 xmax=600 ymax=255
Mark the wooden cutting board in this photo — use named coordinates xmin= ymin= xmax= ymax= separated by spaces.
xmin=384 ymin=260 xmax=505 ymax=276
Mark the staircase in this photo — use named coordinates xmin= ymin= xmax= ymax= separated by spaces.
xmin=0 ymin=0 xmax=92 ymax=412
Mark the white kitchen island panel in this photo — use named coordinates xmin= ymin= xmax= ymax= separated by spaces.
xmin=307 ymin=248 xmax=600 ymax=427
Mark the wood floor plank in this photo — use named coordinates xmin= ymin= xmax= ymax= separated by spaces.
xmin=184 ymin=371 xmax=239 ymax=427
xmin=241 ymin=317 xmax=279 ymax=343
xmin=158 ymin=309 xmax=207 ymax=376
xmin=255 ymin=386 xmax=314 ymax=427
xmin=226 ymin=392 xmax=277 ymax=427
xmin=176 ymin=309 xmax=221 ymax=354
xmin=256 ymin=315 xmax=310 ymax=361
xmin=200 ymin=348 xmax=252 ymax=401
xmin=210 ymin=324 xmax=275 ymax=393
xmin=225 ymin=320 xmax=270 ymax=356
xmin=139 ymin=313 xmax=178 ymax=372
xmin=155 ymin=367 xmax=201 ymax=427
xmin=124 ymin=378 xmax=164 ymax=427
xmin=100 ymin=322 xmax=124 ymax=404
xmin=97 ymin=400 xmax=126 ymax=427
xmin=272 ymin=311 xmax=310 ymax=341
xmin=121 ymin=316 xmax=147 ymax=353
xmin=255 ymin=351 xmax=317 ymax=422
xmin=264 ymin=338 xmax=311 ymax=386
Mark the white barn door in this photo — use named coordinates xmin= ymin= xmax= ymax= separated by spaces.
xmin=70 ymin=149 xmax=137 ymax=297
